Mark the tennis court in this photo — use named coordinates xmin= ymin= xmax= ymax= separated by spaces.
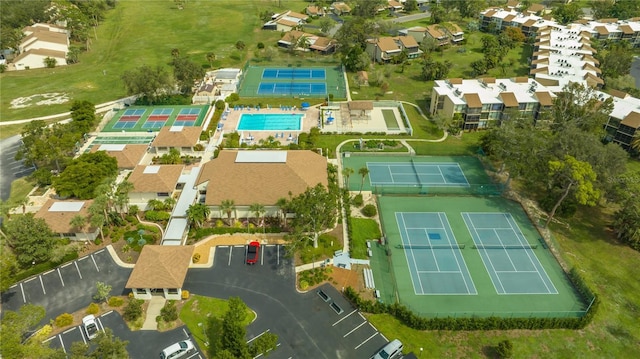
xmin=370 ymin=196 xmax=587 ymax=318
xmin=90 ymin=135 xmax=155 ymax=145
xmin=113 ymin=109 xmax=146 ymax=129
xmin=396 ymin=212 xmax=476 ymax=295
xmin=462 ymin=212 xmax=557 ymax=295
xmin=257 ymin=82 xmax=327 ymax=96
xmin=262 ymin=68 xmax=326 ymax=79
xmin=104 ymin=105 xmax=208 ymax=132
xmin=238 ymin=64 xmax=346 ymax=98
xmin=367 ymin=161 xmax=469 ymax=187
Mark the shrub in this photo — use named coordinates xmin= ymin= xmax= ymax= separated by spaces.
xmin=34 ymin=324 xmax=53 ymax=341
xmin=496 ymin=340 xmax=513 ymax=358
xmin=192 ymin=253 xmax=201 ymax=263
xmin=145 ymin=210 xmax=171 ymax=221
xmin=125 ymin=215 xmax=139 ymax=224
xmin=226 ymin=93 xmax=239 ymax=103
xmin=160 ymin=301 xmax=179 ymax=322
xmin=214 ymin=99 xmax=226 ymax=110
xmin=299 ymin=280 xmax=309 ymax=290
xmin=194 ymin=143 xmax=205 ymax=151
xmin=86 ymin=303 xmax=100 ymax=315
xmin=123 ymin=298 xmax=144 ymax=321
xmin=108 ymin=296 xmax=124 ymax=307
xmin=182 ymin=290 xmax=190 ymax=300
xmin=94 ymin=238 xmax=102 ymax=245
xmin=361 ymin=204 xmax=377 ymax=217
xmin=55 ymin=313 xmax=74 ymax=327
xmin=352 ymin=194 xmax=364 ymax=207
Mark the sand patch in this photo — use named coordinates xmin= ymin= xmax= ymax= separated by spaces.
xmin=10 ymin=93 xmax=70 ymax=108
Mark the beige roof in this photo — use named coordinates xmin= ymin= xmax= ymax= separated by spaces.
xmin=375 ymin=37 xmax=400 ymax=52
xmin=125 ymin=245 xmax=194 ymax=289
xmin=531 ymin=58 xmax=549 ymax=65
xmin=129 ymin=164 xmax=184 ymax=193
xmin=197 ymin=150 xmax=327 ymax=206
xmin=619 ymin=24 xmax=634 ymax=35
xmin=333 ymin=2 xmax=351 ymax=12
xmin=506 ymin=0 xmax=519 ymax=7
xmin=609 ymin=89 xmax=629 ymax=99
xmin=481 ymin=77 xmax=496 ymax=84
xmin=584 ymin=73 xmax=604 ymax=86
xmin=528 ymin=4 xmax=545 ymax=13
xmin=621 ymin=112 xmax=640 ymax=129
xmin=21 ymin=29 xmax=68 ymax=45
xmin=582 ymin=54 xmax=599 ymax=65
xmin=287 ymin=11 xmax=308 ymax=20
xmin=582 ymin=63 xmax=601 ymax=74
xmin=34 ymin=199 xmax=95 ymax=234
xmin=397 ymin=35 xmax=418 ymax=48
xmin=504 ymin=14 xmax=516 ymax=22
xmin=277 ymin=18 xmax=299 ymax=27
xmin=464 ymin=93 xmax=482 ymax=108
xmin=535 ymin=91 xmax=554 ymax=106
xmin=91 ymin=144 xmax=148 ymax=169
xmin=535 ymin=78 xmax=559 ymax=86
xmin=599 ymin=18 xmax=618 ymax=23
xmin=484 ymin=10 xmax=497 ymax=17
xmin=530 ymin=66 xmax=548 ymax=74
xmin=152 ymin=126 xmax=202 ymax=148
xmin=12 ymin=48 xmax=67 ymax=63
xmin=523 ymin=19 xmax=536 ymax=27
xmin=426 ymin=25 xmax=446 ymax=39
xmin=349 ymin=101 xmax=374 ymax=111
xmin=514 ymin=77 xmax=529 ymax=83
xmin=306 ymin=5 xmax=324 ymax=15
xmin=448 ymin=78 xmax=463 ymax=85
xmin=499 ymin=92 xmax=519 ymax=107
xmin=310 ymin=37 xmax=334 ymax=50
xmin=595 ymin=26 xmax=609 ymax=35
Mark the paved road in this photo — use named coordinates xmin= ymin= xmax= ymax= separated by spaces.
xmin=0 ymin=135 xmax=36 ymax=202
xmin=388 ymin=11 xmax=430 ymax=24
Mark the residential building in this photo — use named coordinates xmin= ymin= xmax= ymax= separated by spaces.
xmin=12 ymin=23 xmax=69 ymax=70
xmin=479 ymin=8 xmax=556 ymax=36
xmin=262 ymin=10 xmax=308 ymax=32
xmin=34 ymin=200 xmax=99 ymax=241
xmin=573 ymin=18 xmax=640 ymax=47
xmin=196 ymin=150 xmax=328 ymax=220
xmin=278 ymin=30 xmax=336 ymax=54
xmin=603 ymin=90 xmax=640 ymax=151
xmin=430 ymin=77 xmax=557 ymax=130
xmin=388 ymin=0 xmax=404 ymax=12
xmin=150 ymin=126 xmax=203 ymax=155
xmin=305 ymin=5 xmax=325 ymax=17
xmin=193 ymin=68 xmax=241 ymax=104
xmin=366 ymin=36 xmax=422 ymax=63
xmin=441 ymin=22 xmax=465 ymax=43
xmin=399 ymin=23 xmax=464 ymax=45
xmin=90 ymin=144 xmax=148 ymax=170
xmin=128 ymin=164 xmax=185 ymax=208
xmin=425 ymin=25 xmax=450 ymax=46
xmin=330 ymin=2 xmax=352 ymax=16
xmin=125 ymin=245 xmax=194 ymax=300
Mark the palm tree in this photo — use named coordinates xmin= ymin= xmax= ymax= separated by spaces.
xmin=358 ymin=167 xmax=370 ymax=194
xmin=342 ymin=167 xmax=354 ymax=189
xmin=631 ymin=132 xmax=640 ymax=154
xmin=70 ymin=215 xmax=86 ymax=237
xmin=186 ymin=203 xmax=211 ymax=229
xmin=249 ymin=203 xmax=266 ymax=226
xmin=115 ymin=180 xmax=134 ymax=217
xmin=206 ymin=52 xmax=216 ymax=68
xmin=276 ymin=197 xmax=288 ymax=227
xmin=220 ymin=199 xmax=236 ymax=225
xmin=163 ymin=197 xmax=177 ymax=211
xmin=147 ymin=199 xmax=163 ymax=211
xmin=16 ymin=197 xmax=32 ymax=214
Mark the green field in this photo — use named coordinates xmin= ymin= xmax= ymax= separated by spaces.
xmin=0 ymin=0 xmax=309 ymax=122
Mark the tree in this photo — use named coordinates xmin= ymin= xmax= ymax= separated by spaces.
xmin=0 ymin=304 xmax=64 ymax=359
xmin=172 ymin=56 xmax=205 ymax=93
xmin=458 ymin=0 xmax=485 ymax=18
xmin=504 ymin=26 xmax=526 ymax=43
xmin=351 ymin=0 xmax=386 ymax=17
xmin=430 ymin=3 xmax=446 ymax=23
xmin=249 ymin=203 xmax=266 ymax=226
xmin=89 ymin=328 xmax=130 ymax=358
xmin=613 ymin=200 xmax=640 ymax=250
xmin=221 ymin=297 xmax=250 ymax=358
xmin=599 ymin=41 xmax=633 ymax=80
xmin=632 ymin=132 xmax=640 ymax=153
xmin=16 ymin=120 xmax=78 ymax=173
xmin=147 ymin=199 xmax=164 ymax=211
xmin=53 ymin=151 xmax=118 ymax=199
xmin=553 ymin=2 xmax=582 ymax=25
xmin=186 ymin=203 xmax=210 ymax=229
xmin=0 ymin=244 xmax=18 ymax=291
xmin=94 ymin=281 xmax=112 ymax=302
xmin=288 ymin=184 xmax=338 ymax=248
xmin=358 ymin=167 xmax=370 ymax=194
xmin=206 ymin=52 xmax=216 ymax=68
xmin=545 ymin=156 xmax=600 ymax=227
xmin=69 ymin=100 xmax=97 ymax=135
xmin=70 ymin=215 xmax=86 ymax=234
xmin=115 ymin=180 xmax=134 ymax=215
xmin=4 ymin=214 xmax=55 ymax=267
xmin=550 ymin=82 xmax=613 ymax=135
xmin=342 ymin=167 xmax=354 ymax=188
xmin=419 ymin=36 xmax=438 ymax=56
xmin=470 ymin=59 xmax=488 ymax=77
xmin=276 ymin=197 xmax=288 ymax=227
xmin=319 ymin=18 xmax=333 ymax=34
xmin=121 ymin=65 xmax=174 ymax=105
xmin=160 ymin=148 xmax=182 ymax=164
xmin=421 ymin=57 xmax=451 ymax=80
xmin=404 ymin=0 xmax=418 ymax=12
xmin=164 ymin=197 xmax=177 ymax=211
xmin=220 ymin=199 xmax=236 ymax=225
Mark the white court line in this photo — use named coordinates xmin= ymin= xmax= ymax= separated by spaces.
xmin=495 ymin=270 xmax=541 ymax=273
xmin=462 ymin=213 xmax=503 ymax=294
xmin=343 ymin=321 xmax=367 ymax=337
xmin=74 ymin=261 xmax=82 ymax=279
xmin=399 ymin=213 xmax=426 ymax=294
xmin=39 ymin=276 xmax=46 ymax=295
xmin=439 ymin=212 xmax=476 ymax=294
xmin=57 ymin=268 xmax=65 ymax=286
xmin=417 ymin=270 xmax=465 ymax=273
xmin=355 ymin=332 xmax=379 ymax=350
xmin=332 ymin=309 xmax=357 ymax=326
xmin=493 ymin=229 xmax=517 ymax=271
xmin=91 ymin=254 xmax=99 ymax=272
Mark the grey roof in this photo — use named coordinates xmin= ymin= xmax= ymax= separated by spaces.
xmin=164 ymin=218 xmax=188 ymax=242
xmin=216 ymin=69 xmax=240 ymax=80
xmin=235 ymin=150 xmax=287 ymax=163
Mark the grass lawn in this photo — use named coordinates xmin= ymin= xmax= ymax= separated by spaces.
xmin=349 ymin=218 xmax=381 ymax=259
xmin=6 ymin=178 xmax=36 ymax=206
xmin=179 ymin=295 xmax=255 ymax=353
xmin=409 ymin=131 xmax=483 ymax=155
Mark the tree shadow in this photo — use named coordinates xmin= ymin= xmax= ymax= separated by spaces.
xmin=481 ymin=345 xmax=499 ymax=358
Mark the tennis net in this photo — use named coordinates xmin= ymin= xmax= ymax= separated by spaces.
xmin=410 ymin=158 xmax=421 ymax=186
xmin=472 ymin=244 xmax=538 ymax=249
xmin=396 ymin=243 xmax=465 ymax=250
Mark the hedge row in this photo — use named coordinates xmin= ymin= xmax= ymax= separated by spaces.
xmin=343 ymin=283 xmax=598 ymax=330
xmin=192 ymin=226 xmax=283 ymax=240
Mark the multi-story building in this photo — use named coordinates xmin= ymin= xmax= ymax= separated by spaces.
xmin=430 ymin=77 xmax=556 ymax=130
xmin=603 ymin=90 xmax=640 ymax=151
xmin=365 ymin=36 xmax=422 ymax=63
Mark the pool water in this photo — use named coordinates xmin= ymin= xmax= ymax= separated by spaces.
xmin=237 ymin=114 xmax=302 ymax=131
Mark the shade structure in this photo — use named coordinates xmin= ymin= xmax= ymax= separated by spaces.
xmin=301 ymin=102 xmax=310 ymax=108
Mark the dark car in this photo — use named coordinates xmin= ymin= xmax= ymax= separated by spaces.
xmin=246 ymin=241 xmax=260 ymax=264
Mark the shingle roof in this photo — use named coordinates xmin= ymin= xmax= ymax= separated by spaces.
xmin=91 ymin=144 xmax=148 ymax=169
xmin=197 ymin=150 xmax=327 ymax=206
xmin=129 ymin=165 xmax=184 ymax=193
xmin=151 ymin=126 xmax=202 ymax=148
xmin=34 ymin=199 xmax=94 ymax=234
xmin=499 ymin=92 xmax=519 ymax=107
xmin=12 ymin=48 xmax=67 ymax=63
xmin=426 ymin=25 xmax=446 ymax=39
xmin=621 ymin=111 xmax=640 ymax=128
xmin=376 ymin=37 xmax=400 ymax=52
xmin=464 ymin=93 xmax=482 ymax=108
xmin=595 ymin=26 xmax=609 ymax=35
xmin=535 ymin=91 xmax=554 ymax=106
xmin=125 ymin=245 xmax=194 ymax=289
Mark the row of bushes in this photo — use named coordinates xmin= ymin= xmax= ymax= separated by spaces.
xmin=343 ymin=283 xmax=598 ymax=330
xmin=192 ymin=226 xmax=283 ymax=240
xmin=201 ymin=100 xmax=226 ymax=140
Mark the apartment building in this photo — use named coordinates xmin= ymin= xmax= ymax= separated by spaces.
xmin=603 ymin=90 xmax=640 ymax=151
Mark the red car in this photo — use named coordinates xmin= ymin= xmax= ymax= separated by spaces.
xmin=246 ymin=241 xmax=260 ymax=264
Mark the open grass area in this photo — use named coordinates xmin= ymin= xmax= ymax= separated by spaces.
xmin=409 ymin=132 xmax=483 ymax=156
xmin=349 ymin=218 xmax=381 ymax=259
xmin=0 ymin=0 xmax=309 ymax=121
xmin=179 ymin=295 xmax=255 ymax=353
xmin=7 ymin=178 xmax=36 ymax=206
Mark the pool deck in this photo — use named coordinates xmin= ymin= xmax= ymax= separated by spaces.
xmin=215 ymin=105 xmax=320 ymax=145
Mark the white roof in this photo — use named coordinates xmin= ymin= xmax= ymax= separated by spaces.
xmin=143 ymin=166 xmax=161 ymax=174
xmin=49 ymin=201 xmax=85 ymax=212
xmin=235 ymin=151 xmax=287 ymax=163
xmin=433 ymin=78 xmax=555 ymax=106
xmin=164 ymin=218 xmax=188 ymax=241
xmin=98 ymin=144 xmax=126 ymax=151
xmin=169 ymin=126 xmax=184 ymax=132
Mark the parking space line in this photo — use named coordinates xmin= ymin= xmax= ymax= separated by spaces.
xmin=101 ymin=310 xmax=114 ymax=317
xmin=247 ymin=329 xmax=270 ymax=343
xmin=63 ymin=327 xmax=77 ymax=335
xmin=43 ymin=269 xmax=55 ymax=275
xmin=19 ymin=283 xmax=26 ymax=303
xmin=58 ymin=334 xmax=66 ymax=353
xmin=42 ymin=336 xmax=55 ymax=344
xmin=57 ymin=268 xmax=65 ymax=286
xmin=96 ymin=317 xmax=105 ymax=332
xmin=77 ymin=257 xmax=88 ymax=262
xmin=343 ymin=321 xmax=367 ymax=337
xmin=380 ymin=333 xmax=388 ymax=341
xmin=277 ymin=245 xmax=280 ymax=265
xmin=182 ymin=328 xmax=189 ymax=337
xmin=74 ymin=261 xmax=83 ymax=279
xmin=91 ymin=254 xmax=99 ymax=272
xmin=39 ymin=276 xmax=46 ymax=294
xmin=261 ymin=246 xmax=264 ymax=266
xmin=228 ymin=248 xmax=233 ymax=266
xmin=61 ymin=262 xmax=72 ymax=269
xmin=355 ymin=332 xmax=379 ymax=350
xmin=253 ymin=342 xmax=280 ymax=358
xmin=95 ymin=249 xmax=105 ymax=254
xmin=332 ymin=309 xmax=357 ymax=326
xmin=24 ymin=277 xmax=37 ymax=283
xmin=358 ymin=312 xmax=366 ymax=321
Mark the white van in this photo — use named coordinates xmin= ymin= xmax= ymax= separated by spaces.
xmin=160 ymin=339 xmax=194 ymax=359
xmin=370 ymin=339 xmax=403 ymax=359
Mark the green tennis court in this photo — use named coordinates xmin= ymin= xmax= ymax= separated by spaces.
xmin=103 ymin=105 xmax=209 ymax=132
xmin=371 ymin=196 xmax=587 ymax=318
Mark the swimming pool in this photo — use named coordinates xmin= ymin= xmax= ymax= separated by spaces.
xmin=237 ymin=113 xmax=303 ymax=131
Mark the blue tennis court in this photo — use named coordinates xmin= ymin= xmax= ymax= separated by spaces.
xmin=141 ymin=121 xmax=165 ymax=129
xmin=113 ymin=121 xmax=138 ymax=129
xmin=396 ymin=212 xmax=476 ymax=295
xmin=257 ymin=82 xmax=327 ymax=96
xmin=462 ymin=212 xmax=558 ymax=295
xmin=179 ymin=108 xmax=201 ymax=116
xmin=151 ymin=108 xmax=174 ymax=115
xmin=262 ymin=68 xmax=326 ymax=79
xmin=367 ymin=162 xmax=469 ymax=187
xmin=123 ymin=109 xmax=145 ymax=116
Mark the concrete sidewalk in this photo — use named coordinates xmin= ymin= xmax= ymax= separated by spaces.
xmin=141 ymin=296 xmax=166 ymax=330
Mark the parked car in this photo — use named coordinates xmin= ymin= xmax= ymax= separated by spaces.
xmin=371 ymin=339 xmax=403 ymax=359
xmin=246 ymin=241 xmax=260 ymax=264
xmin=82 ymin=315 xmax=99 ymax=340
xmin=160 ymin=339 xmax=194 ymax=359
